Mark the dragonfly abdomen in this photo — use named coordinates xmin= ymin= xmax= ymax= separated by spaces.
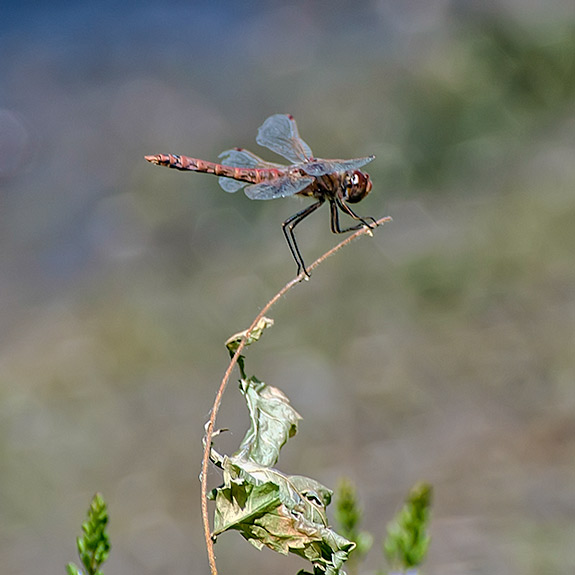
xmin=144 ymin=154 xmax=282 ymax=184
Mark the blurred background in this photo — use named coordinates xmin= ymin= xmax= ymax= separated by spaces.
xmin=1 ymin=1 xmax=574 ymax=574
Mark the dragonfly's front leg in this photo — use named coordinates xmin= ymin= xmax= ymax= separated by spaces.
xmin=282 ymin=199 xmax=324 ymax=277
xmin=330 ymin=198 xmax=378 ymax=234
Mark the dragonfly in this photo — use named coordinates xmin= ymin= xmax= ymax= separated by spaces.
xmin=145 ymin=114 xmax=378 ymax=276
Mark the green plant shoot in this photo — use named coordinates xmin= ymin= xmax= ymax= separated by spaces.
xmin=383 ymin=482 xmax=432 ymax=574
xmin=66 ymin=493 xmax=111 ymax=575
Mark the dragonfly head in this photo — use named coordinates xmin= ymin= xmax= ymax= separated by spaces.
xmin=342 ymin=170 xmax=372 ymax=204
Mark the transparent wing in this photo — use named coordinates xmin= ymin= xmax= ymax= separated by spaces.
xmin=256 ymin=114 xmax=313 ymax=164
xmin=218 ymin=178 xmax=246 ymax=193
xmin=219 ymin=148 xmax=285 ymax=169
xmin=217 ymin=148 xmax=285 ymax=193
xmin=244 ymin=175 xmax=314 ymax=201
xmin=301 ymin=155 xmax=375 ymax=176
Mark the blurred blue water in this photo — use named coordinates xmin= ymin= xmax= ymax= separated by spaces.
xmin=0 ymin=1 xmax=400 ymax=303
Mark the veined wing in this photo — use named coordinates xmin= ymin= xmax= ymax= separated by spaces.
xmin=300 ymin=155 xmax=375 ymax=176
xmin=244 ymin=174 xmax=314 ymax=201
xmin=256 ymin=114 xmax=313 ymax=165
xmin=218 ymin=148 xmax=285 ymax=193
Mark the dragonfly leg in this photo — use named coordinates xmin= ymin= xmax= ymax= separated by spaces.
xmin=330 ymin=197 xmax=378 ymax=233
xmin=282 ymin=199 xmax=324 ymax=276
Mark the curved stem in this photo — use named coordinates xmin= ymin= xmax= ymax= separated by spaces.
xmin=200 ymin=215 xmax=392 ymax=575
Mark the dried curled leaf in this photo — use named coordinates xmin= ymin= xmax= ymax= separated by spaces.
xmin=236 ymin=378 xmax=302 ymax=467
xmin=226 ymin=317 xmax=275 ymax=355
xmin=210 ymin=378 xmax=355 ymax=575
xmin=211 ymin=455 xmax=354 ymax=575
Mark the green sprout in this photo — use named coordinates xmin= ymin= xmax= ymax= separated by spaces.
xmin=67 ymin=493 xmax=111 ymax=575
xmin=383 ymin=483 xmax=432 ymax=574
xmin=334 ymin=478 xmax=373 ymax=558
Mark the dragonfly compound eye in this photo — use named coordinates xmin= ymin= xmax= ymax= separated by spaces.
xmin=344 ymin=171 xmax=371 ymax=203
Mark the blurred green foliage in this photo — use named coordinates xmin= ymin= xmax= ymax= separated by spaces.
xmin=398 ymin=16 xmax=575 ymax=189
xmin=383 ymin=483 xmax=432 ymax=574
xmin=334 ymin=479 xmax=373 ymax=560
xmin=334 ymin=479 xmax=373 ymax=575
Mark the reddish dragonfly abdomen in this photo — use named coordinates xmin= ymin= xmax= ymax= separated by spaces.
xmin=144 ymin=154 xmax=283 ymax=185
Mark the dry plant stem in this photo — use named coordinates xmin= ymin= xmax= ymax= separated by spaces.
xmin=200 ymin=216 xmax=392 ymax=575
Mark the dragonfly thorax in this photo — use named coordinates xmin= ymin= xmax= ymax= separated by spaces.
xmin=341 ymin=170 xmax=372 ymax=204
